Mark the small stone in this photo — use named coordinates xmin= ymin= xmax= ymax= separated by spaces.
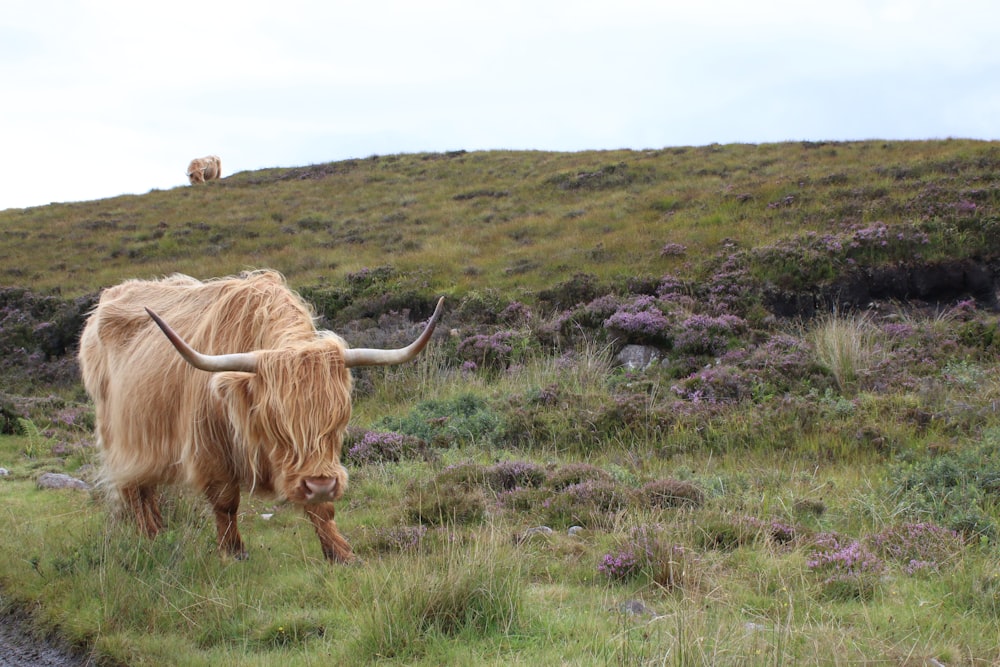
xmin=36 ymin=472 xmax=90 ymax=491
xmin=515 ymin=526 xmax=554 ymax=545
xmin=616 ymin=600 xmax=658 ymax=617
xmin=0 ymin=468 xmax=9 ymax=476
xmin=616 ymin=344 xmax=661 ymax=370
xmin=568 ymin=525 xmax=585 ymax=536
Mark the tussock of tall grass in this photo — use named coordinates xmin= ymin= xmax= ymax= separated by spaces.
xmin=345 ymin=528 xmax=528 ymax=661
xmin=810 ymin=310 xmax=884 ymax=394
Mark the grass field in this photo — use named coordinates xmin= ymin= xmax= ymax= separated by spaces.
xmin=2 ymin=139 xmax=1000 ymax=665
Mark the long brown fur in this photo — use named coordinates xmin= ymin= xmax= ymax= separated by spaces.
xmin=78 ymin=270 xmax=355 ymax=562
xmin=186 ymin=155 xmax=221 ymax=184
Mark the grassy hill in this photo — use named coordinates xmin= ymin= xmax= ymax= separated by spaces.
xmin=2 ymin=139 xmax=1000 ymax=665
xmin=4 ymin=139 xmax=998 ymax=301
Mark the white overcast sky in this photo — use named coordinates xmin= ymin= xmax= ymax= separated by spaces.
xmin=2 ymin=0 xmax=998 ymax=211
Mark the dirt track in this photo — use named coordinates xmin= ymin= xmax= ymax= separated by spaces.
xmin=0 ymin=612 xmax=86 ymax=666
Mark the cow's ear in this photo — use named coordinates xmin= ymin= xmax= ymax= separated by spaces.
xmin=211 ymin=372 xmax=254 ymax=409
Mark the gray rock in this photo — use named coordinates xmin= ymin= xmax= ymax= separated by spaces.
xmin=616 ymin=344 xmax=661 ymax=370
xmin=0 ymin=467 xmax=9 ymax=476
xmin=36 ymin=472 xmax=90 ymax=491
xmin=515 ymin=526 xmax=554 ymax=544
xmin=616 ymin=600 xmax=659 ymax=617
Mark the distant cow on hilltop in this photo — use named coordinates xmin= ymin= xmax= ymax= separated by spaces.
xmin=187 ymin=155 xmax=221 ymax=184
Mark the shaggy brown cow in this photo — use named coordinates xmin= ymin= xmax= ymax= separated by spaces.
xmin=78 ymin=270 xmax=443 ymax=562
xmin=186 ymin=155 xmax=221 ymax=184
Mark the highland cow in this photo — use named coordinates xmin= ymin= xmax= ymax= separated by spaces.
xmin=186 ymin=155 xmax=221 ymax=184
xmin=78 ymin=270 xmax=443 ymax=562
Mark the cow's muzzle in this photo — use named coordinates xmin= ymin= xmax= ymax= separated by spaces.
xmin=302 ymin=476 xmax=340 ymax=503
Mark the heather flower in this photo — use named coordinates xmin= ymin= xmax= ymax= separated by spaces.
xmin=559 ymin=480 xmax=629 ymax=513
xmin=598 ymin=550 xmax=640 ymax=581
xmin=659 ymin=243 xmax=687 ymax=257
xmin=655 ymin=274 xmax=686 ymax=297
xmin=567 ymin=294 xmax=624 ymax=329
xmin=603 ymin=296 xmax=672 ymax=345
xmin=904 ymin=559 xmax=939 ymax=575
xmin=546 ymin=463 xmax=614 ymax=490
xmin=956 ymin=199 xmax=978 ymax=214
xmin=530 ymin=384 xmax=560 ymax=406
xmin=673 ymin=314 xmax=747 ymax=356
xmin=346 ymin=430 xmax=429 ymax=465
xmin=744 ymin=516 xmax=798 ymax=544
xmin=670 ymin=364 xmax=751 ymax=404
xmin=868 ymin=522 xmax=962 ymax=573
xmin=499 ymin=300 xmax=532 ymax=325
xmin=880 ymin=322 xmax=915 ymax=339
xmin=807 ymin=532 xmax=884 ymax=600
xmin=544 ymin=478 xmax=628 ymax=527
xmin=457 ymin=331 xmax=517 ymax=371
xmin=347 ymin=430 xmax=403 ymax=464
xmin=767 ymin=195 xmax=796 ymax=209
xmin=947 ymin=299 xmax=977 ymax=321
xmin=605 ymin=308 xmax=671 ymax=338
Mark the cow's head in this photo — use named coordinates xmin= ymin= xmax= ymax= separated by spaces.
xmin=144 ymin=298 xmax=444 ymax=504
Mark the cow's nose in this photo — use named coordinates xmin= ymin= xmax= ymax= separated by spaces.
xmin=302 ymin=476 xmax=338 ymax=502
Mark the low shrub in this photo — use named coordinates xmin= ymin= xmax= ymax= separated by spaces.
xmin=603 ymin=295 xmax=673 ymax=347
xmin=434 ymin=462 xmax=489 ymax=490
xmin=364 ymin=524 xmax=428 ymax=554
xmin=375 ymin=394 xmax=505 ymax=448
xmin=640 ymin=478 xmax=705 ymax=509
xmin=456 ymin=331 xmax=522 ymax=372
xmin=404 ymin=479 xmax=487 ymax=526
xmin=807 ymin=532 xmax=884 ymax=601
xmin=598 ymin=550 xmax=641 ymax=582
xmin=868 ymin=522 xmax=963 ymax=574
xmin=344 ymin=429 xmax=433 ymax=466
xmin=672 ymin=314 xmax=748 ymax=356
xmin=695 ymin=513 xmax=761 ymax=551
xmin=543 ymin=479 xmax=630 ymax=527
xmin=538 ymin=273 xmax=603 ymax=311
xmin=607 ymin=525 xmax=701 ymax=590
xmin=546 ymin=463 xmax=614 ymax=491
xmin=485 ymin=460 xmax=547 ymax=492
xmin=888 ymin=434 xmax=1000 ymax=540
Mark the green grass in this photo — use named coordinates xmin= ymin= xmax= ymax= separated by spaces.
xmin=3 ymin=140 xmax=999 ymax=299
xmin=3 ymin=139 xmax=1000 ymax=664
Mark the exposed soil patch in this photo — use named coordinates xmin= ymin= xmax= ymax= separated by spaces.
xmin=0 ymin=610 xmax=88 ymax=666
xmin=764 ymin=258 xmax=1000 ymax=318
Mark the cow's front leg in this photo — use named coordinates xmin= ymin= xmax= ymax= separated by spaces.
xmin=305 ymin=503 xmax=354 ymax=563
xmin=121 ymin=484 xmax=163 ymax=539
xmin=205 ymin=482 xmax=247 ymax=560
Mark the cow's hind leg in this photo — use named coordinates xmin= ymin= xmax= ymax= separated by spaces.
xmin=305 ymin=503 xmax=354 ymax=563
xmin=121 ymin=484 xmax=163 ymax=539
xmin=205 ymin=482 xmax=247 ymax=560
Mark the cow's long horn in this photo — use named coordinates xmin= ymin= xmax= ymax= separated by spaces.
xmin=145 ymin=307 xmax=259 ymax=373
xmin=343 ymin=297 xmax=444 ymax=368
